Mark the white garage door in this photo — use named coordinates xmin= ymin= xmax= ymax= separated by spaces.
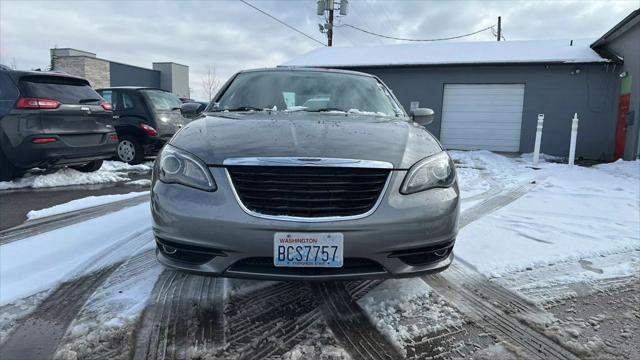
xmin=440 ymin=84 xmax=525 ymax=152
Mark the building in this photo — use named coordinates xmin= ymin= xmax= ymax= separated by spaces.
xmin=591 ymin=9 xmax=640 ymax=160
xmin=50 ymin=48 xmax=190 ymax=99
xmin=283 ymin=10 xmax=639 ymax=161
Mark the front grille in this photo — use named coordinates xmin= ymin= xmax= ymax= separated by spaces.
xmin=227 ymin=166 xmax=390 ymax=218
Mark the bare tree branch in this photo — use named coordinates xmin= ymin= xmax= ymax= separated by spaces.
xmin=201 ymin=65 xmax=221 ymax=101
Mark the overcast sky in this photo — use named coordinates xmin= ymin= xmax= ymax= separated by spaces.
xmin=1 ymin=0 xmax=637 ymax=100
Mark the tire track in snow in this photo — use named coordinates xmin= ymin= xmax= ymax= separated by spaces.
xmin=423 ymin=270 xmax=581 ymax=360
xmin=313 ymin=282 xmax=402 ymax=360
xmin=132 ymin=271 xmax=227 ymax=360
xmin=53 ymin=250 xmax=162 ymax=360
xmin=0 ymin=229 xmax=153 ymax=356
xmin=223 ymin=281 xmax=320 ymax=360
xmin=423 ymin=180 xmax=581 ymax=359
xmin=220 ymin=280 xmax=382 ymax=360
xmin=0 ymin=265 xmax=120 ymax=360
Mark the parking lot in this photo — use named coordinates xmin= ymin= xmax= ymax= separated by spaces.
xmin=1 ymin=151 xmax=638 ymax=360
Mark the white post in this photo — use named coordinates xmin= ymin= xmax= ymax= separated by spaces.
xmin=533 ymin=114 xmax=544 ymax=167
xmin=568 ymin=113 xmax=579 ymax=166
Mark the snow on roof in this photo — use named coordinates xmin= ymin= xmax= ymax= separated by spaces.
xmin=282 ymin=39 xmax=607 ymax=68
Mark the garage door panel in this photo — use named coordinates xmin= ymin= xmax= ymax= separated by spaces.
xmin=443 ymin=139 xmax=521 ymax=148
xmin=440 ymin=84 xmax=524 ymax=152
xmin=441 ymin=112 xmax=525 ymax=122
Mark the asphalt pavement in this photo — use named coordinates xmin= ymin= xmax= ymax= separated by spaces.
xmin=0 ymin=172 xmax=151 ymax=231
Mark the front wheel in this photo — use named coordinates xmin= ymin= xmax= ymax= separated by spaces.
xmin=117 ymin=135 xmax=144 ymax=164
xmin=70 ymin=160 xmax=103 ymax=173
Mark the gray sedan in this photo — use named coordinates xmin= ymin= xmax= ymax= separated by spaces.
xmin=151 ymin=68 xmax=459 ymax=280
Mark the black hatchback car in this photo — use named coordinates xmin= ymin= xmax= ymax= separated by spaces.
xmin=0 ymin=67 xmax=118 ymax=181
xmin=96 ymin=87 xmax=192 ymax=164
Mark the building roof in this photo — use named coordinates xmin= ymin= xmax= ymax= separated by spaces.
xmin=591 ymin=9 xmax=639 ymax=49
xmin=282 ymin=39 xmax=607 ymax=68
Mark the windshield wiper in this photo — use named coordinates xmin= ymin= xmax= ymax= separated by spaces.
xmin=78 ymin=98 xmax=102 ymax=104
xmin=304 ymin=107 xmax=346 ymax=113
xmin=214 ymin=106 xmax=265 ymax=112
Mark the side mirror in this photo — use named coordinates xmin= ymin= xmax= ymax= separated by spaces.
xmin=410 ymin=107 xmax=434 ymax=125
xmin=180 ymin=102 xmax=206 ymax=118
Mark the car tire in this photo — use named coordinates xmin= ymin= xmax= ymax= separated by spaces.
xmin=0 ymin=149 xmax=17 ymax=181
xmin=70 ymin=160 xmax=103 ymax=173
xmin=117 ymin=135 xmax=144 ymax=164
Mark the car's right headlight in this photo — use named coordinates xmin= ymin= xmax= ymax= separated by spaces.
xmin=158 ymin=145 xmax=216 ymax=191
xmin=400 ymin=151 xmax=456 ymax=194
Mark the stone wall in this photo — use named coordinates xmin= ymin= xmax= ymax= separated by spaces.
xmin=53 ymin=56 xmax=110 ymax=88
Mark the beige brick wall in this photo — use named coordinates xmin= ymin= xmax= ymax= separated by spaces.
xmin=83 ymin=58 xmax=109 ymax=88
xmin=53 ymin=56 xmax=110 ymax=88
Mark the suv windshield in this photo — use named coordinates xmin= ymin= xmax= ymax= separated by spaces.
xmin=20 ymin=76 xmax=102 ymax=104
xmin=214 ymin=70 xmax=402 ymax=116
xmin=141 ymin=89 xmax=183 ymax=111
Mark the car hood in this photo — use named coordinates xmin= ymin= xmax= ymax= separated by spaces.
xmin=170 ymin=112 xmax=442 ymax=169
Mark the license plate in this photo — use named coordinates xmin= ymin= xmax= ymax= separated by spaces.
xmin=274 ymin=232 xmax=343 ymax=267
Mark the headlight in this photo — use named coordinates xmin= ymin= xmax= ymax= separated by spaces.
xmin=400 ymin=151 xmax=455 ymax=194
xmin=158 ymin=145 xmax=216 ymax=191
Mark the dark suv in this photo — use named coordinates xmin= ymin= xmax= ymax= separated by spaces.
xmin=96 ymin=87 xmax=191 ymax=164
xmin=0 ymin=67 xmax=118 ymax=181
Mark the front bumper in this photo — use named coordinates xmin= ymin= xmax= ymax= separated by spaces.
xmin=8 ymin=133 xmax=118 ymax=168
xmin=151 ymin=168 xmax=460 ymax=280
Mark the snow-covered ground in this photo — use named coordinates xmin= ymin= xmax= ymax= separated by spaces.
xmin=0 ymin=203 xmax=153 ymax=305
xmin=358 ymin=278 xmax=463 ymax=356
xmin=0 ymin=150 xmax=638 ymax=358
xmin=0 ymin=161 xmax=153 ymax=190
xmin=26 ymin=191 xmax=148 ymax=220
xmin=452 ymin=151 xmax=639 ymax=280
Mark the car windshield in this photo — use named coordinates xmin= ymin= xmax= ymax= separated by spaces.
xmin=213 ymin=70 xmax=402 ymax=116
xmin=141 ymin=89 xmax=183 ymax=111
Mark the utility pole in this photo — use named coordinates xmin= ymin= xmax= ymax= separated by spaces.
xmin=327 ymin=5 xmax=334 ymax=46
xmin=318 ymin=0 xmax=348 ymax=47
xmin=497 ymin=16 xmax=502 ymax=41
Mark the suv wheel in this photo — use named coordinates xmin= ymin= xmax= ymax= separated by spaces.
xmin=71 ymin=160 xmax=103 ymax=173
xmin=117 ymin=136 xmax=144 ymax=164
xmin=0 ymin=149 xmax=17 ymax=181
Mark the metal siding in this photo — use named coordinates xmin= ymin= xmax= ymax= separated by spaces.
xmin=109 ymin=62 xmax=161 ymax=88
xmin=348 ymin=64 xmax=618 ymax=160
xmin=441 ymin=84 xmax=524 ymax=151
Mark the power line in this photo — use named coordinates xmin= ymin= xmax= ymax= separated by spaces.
xmin=337 ymin=23 xmax=497 ymax=42
xmin=239 ymin=0 xmax=326 ymax=46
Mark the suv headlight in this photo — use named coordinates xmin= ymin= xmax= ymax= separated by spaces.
xmin=158 ymin=145 xmax=216 ymax=191
xmin=400 ymin=151 xmax=455 ymax=194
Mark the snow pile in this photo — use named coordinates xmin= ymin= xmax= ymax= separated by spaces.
xmin=125 ymin=179 xmax=152 ymax=187
xmin=455 ymin=153 xmax=640 ymax=278
xmin=26 ymin=192 xmax=148 ymax=220
xmin=282 ymin=321 xmax=351 ymax=360
xmin=472 ymin=342 xmax=521 ymax=360
xmin=99 ymin=160 xmax=153 ymax=173
xmin=0 ymin=160 xmax=153 ymax=190
xmin=593 ymin=159 xmax=640 ymax=179
xmin=358 ymin=278 xmax=463 ymax=356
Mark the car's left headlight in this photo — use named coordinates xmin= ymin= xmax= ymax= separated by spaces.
xmin=400 ymin=151 xmax=456 ymax=194
xmin=158 ymin=145 xmax=216 ymax=191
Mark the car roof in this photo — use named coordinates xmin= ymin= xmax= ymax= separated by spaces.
xmin=2 ymin=68 xmax=90 ymax=83
xmin=243 ymin=66 xmax=376 ymax=78
xmin=96 ymin=86 xmax=167 ymax=91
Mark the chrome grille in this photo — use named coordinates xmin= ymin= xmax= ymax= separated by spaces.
xmin=226 ymin=166 xmax=390 ymax=218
